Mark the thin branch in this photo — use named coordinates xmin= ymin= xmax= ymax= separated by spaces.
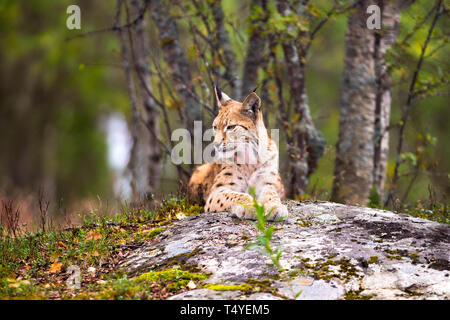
xmin=65 ymin=0 xmax=151 ymax=41
xmin=385 ymin=0 xmax=443 ymax=206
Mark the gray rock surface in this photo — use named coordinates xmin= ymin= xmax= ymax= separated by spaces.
xmin=120 ymin=201 xmax=450 ymax=300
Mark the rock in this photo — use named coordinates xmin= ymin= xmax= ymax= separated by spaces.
xmin=120 ymin=200 xmax=450 ymax=300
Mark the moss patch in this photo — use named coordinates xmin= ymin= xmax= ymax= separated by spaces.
xmin=134 ymin=268 xmax=209 ymax=283
xmin=203 ymin=283 xmax=253 ymax=292
xmin=0 ymin=197 xmax=205 ymax=300
xmin=295 ymin=218 xmax=312 ymax=227
xmin=297 ymin=257 xmax=361 ymax=282
xmin=368 ymin=256 xmax=379 ymax=264
xmin=344 ymin=287 xmax=375 ymax=300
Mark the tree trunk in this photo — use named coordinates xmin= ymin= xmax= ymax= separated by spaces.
xmin=332 ymin=0 xmax=402 ymax=205
xmin=211 ymin=0 xmax=239 ymax=98
xmin=276 ymin=0 xmax=325 ymax=198
xmin=131 ymin=0 xmax=162 ymax=198
xmin=373 ymin=0 xmax=402 ymax=199
xmin=117 ymin=0 xmax=140 ymax=199
xmin=241 ymin=0 xmax=268 ymax=99
xmin=150 ymin=0 xmax=201 ymax=136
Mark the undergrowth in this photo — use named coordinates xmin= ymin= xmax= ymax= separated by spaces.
xmin=0 ymin=197 xmax=203 ymax=300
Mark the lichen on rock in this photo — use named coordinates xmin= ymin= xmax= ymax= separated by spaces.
xmin=120 ymin=200 xmax=450 ymax=300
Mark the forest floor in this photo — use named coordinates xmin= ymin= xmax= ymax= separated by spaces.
xmin=0 ymin=197 xmax=448 ymax=300
xmin=0 ymin=198 xmax=206 ymax=299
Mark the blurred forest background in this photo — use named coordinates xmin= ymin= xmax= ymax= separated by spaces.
xmin=0 ymin=0 xmax=448 ymax=228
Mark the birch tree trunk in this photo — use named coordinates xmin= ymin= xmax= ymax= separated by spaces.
xmin=373 ymin=0 xmax=402 ymax=198
xmin=332 ymin=0 xmax=402 ymax=205
xmin=130 ymin=0 xmax=162 ymax=197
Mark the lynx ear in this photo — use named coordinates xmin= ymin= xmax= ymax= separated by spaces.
xmin=214 ymin=84 xmax=231 ymax=108
xmin=241 ymin=92 xmax=261 ymax=116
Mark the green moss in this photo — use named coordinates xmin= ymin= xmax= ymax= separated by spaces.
xmin=160 ymin=248 xmax=205 ymax=273
xmin=167 ymin=280 xmax=189 ymax=292
xmin=408 ymin=252 xmax=420 ymax=263
xmin=297 ymin=257 xmax=361 ymax=283
xmin=368 ymin=256 xmax=379 ymax=264
xmin=287 ymin=269 xmax=307 ymax=278
xmin=146 ymin=227 xmax=164 ymax=239
xmin=244 ymin=279 xmax=275 ymax=293
xmin=133 ymin=268 xmax=208 ymax=283
xmin=295 ymin=218 xmax=312 ymax=227
xmin=203 ymin=283 xmax=253 ymax=292
xmin=344 ymin=288 xmax=375 ymax=300
xmin=384 ymin=249 xmax=403 ymax=260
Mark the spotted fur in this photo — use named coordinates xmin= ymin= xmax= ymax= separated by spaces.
xmin=188 ymin=87 xmax=288 ymax=221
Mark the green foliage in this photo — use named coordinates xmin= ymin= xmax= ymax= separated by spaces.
xmin=242 ymin=187 xmax=284 ymax=272
xmin=368 ymin=185 xmax=381 ymax=209
xmin=0 ymin=197 xmax=207 ymax=299
xmin=402 ymin=201 xmax=449 ymax=225
xmin=0 ymin=0 xmax=125 ymax=201
xmin=0 ymin=0 xmax=448 ymax=212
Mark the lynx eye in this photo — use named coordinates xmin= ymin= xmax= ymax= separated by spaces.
xmin=226 ymin=125 xmax=236 ymax=131
xmin=213 ymin=125 xmax=217 ymax=130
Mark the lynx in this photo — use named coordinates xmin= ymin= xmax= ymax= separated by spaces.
xmin=188 ymin=86 xmax=288 ymax=221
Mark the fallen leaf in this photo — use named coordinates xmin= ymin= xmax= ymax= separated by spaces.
xmin=187 ymin=280 xmax=196 ymax=289
xmin=176 ymin=212 xmax=187 ymax=219
xmin=57 ymin=241 xmax=67 ymax=248
xmin=49 ymin=262 xmax=62 ymax=273
xmin=87 ymin=267 xmax=96 ymax=274
xmin=86 ymin=231 xmax=102 ymax=241
xmin=92 ymin=251 xmax=99 ymax=257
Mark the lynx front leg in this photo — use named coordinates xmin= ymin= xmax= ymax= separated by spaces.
xmin=254 ymin=179 xmax=288 ymax=221
xmin=258 ymin=186 xmax=288 ymax=221
xmin=204 ymin=189 xmax=256 ymax=219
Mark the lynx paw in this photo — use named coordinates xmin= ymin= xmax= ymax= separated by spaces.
xmin=265 ymin=203 xmax=289 ymax=221
xmin=231 ymin=203 xmax=255 ymax=220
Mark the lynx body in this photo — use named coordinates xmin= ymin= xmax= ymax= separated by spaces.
xmin=188 ymin=88 xmax=288 ymax=221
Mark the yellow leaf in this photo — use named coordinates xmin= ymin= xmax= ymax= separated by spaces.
xmin=49 ymin=262 xmax=62 ymax=273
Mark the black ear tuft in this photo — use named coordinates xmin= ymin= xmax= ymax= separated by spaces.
xmin=215 ymin=83 xmax=222 ymax=101
xmin=252 ymin=86 xmax=258 ymax=93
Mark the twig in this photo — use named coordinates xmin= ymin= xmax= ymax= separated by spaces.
xmin=65 ymin=0 xmax=150 ymax=41
xmin=385 ymin=0 xmax=443 ymax=207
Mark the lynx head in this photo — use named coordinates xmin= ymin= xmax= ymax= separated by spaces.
xmin=212 ymin=86 xmax=268 ymax=164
